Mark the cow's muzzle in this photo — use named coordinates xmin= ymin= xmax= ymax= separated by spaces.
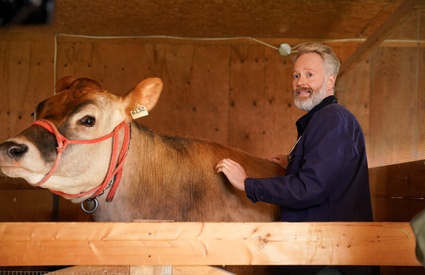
xmin=2 ymin=141 xmax=28 ymax=159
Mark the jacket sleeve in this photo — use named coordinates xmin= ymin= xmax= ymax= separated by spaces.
xmin=245 ymin=110 xmax=353 ymax=209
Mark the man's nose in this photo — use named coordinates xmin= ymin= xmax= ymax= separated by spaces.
xmin=294 ymin=76 xmax=307 ymax=87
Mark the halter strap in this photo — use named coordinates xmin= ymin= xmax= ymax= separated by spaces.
xmin=31 ymin=119 xmax=131 ymax=202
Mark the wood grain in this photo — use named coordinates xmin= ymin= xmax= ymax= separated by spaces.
xmin=0 ymin=222 xmax=420 ymax=266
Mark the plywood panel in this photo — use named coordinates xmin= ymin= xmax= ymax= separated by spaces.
xmin=369 ymin=160 xmax=425 ymax=221
xmin=0 ymin=189 xmax=52 ymax=221
xmin=0 ymin=178 xmax=92 ymax=222
xmin=55 ymin=38 xmax=231 ymax=145
xmin=228 ymin=45 xmax=267 ymax=155
xmin=369 ymin=47 xmax=425 ymax=167
xmin=0 ymin=40 xmax=54 ymax=141
xmin=0 ymin=36 xmax=369 ymax=162
xmin=228 ymin=45 xmax=301 ymax=157
xmin=171 ymin=44 xmax=231 ymax=144
xmin=263 ymin=48 xmax=303 ymax=156
xmin=1 ymin=41 xmax=32 ymax=139
xmin=373 ymin=197 xmax=425 ymax=221
xmin=56 ymin=196 xmax=94 ymax=222
xmin=370 ymin=160 xmax=425 ymax=198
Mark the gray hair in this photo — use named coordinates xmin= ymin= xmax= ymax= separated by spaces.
xmin=293 ymin=42 xmax=341 ymax=77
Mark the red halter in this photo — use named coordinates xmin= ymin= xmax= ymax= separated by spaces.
xmin=31 ymin=119 xmax=131 ymax=202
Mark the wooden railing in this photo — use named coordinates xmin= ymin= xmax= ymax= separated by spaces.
xmin=0 ymin=222 xmax=420 ymax=272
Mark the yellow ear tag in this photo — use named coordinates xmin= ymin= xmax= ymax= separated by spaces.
xmin=130 ymin=105 xmax=149 ymax=119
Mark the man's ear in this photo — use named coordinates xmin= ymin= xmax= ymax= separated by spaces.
xmin=327 ymin=74 xmax=337 ymax=90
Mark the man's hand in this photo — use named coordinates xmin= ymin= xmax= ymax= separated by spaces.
xmin=215 ymin=158 xmax=247 ymax=191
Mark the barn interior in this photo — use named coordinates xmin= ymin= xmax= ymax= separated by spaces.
xmin=0 ymin=0 xmax=424 ymax=273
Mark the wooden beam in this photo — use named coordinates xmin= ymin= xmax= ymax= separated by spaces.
xmin=46 ymin=265 xmax=233 ymax=275
xmin=338 ymin=0 xmax=421 ymax=78
xmin=0 ymin=222 xmax=420 ymax=267
xmin=46 ymin=265 xmax=130 ymax=274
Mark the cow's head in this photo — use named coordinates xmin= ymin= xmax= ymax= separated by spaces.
xmin=0 ymin=76 xmax=162 ymax=202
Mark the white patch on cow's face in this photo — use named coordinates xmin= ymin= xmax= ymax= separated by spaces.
xmin=38 ymin=97 xmax=127 ymax=196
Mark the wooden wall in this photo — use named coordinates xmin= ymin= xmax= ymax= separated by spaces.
xmin=53 ymin=38 xmax=298 ymax=155
xmin=1 ymin=34 xmax=424 ymax=218
xmin=0 ymin=36 xmax=368 ymax=220
xmin=3 ymin=35 xmax=423 ymax=169
xmin=368 ymin=46 xmax=425 ymax=167
xmin=0 ymin=35 xmax=368 ymax=157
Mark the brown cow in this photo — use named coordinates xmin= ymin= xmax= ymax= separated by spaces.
xmin=0 ymin=77 xmax=285 ymax=273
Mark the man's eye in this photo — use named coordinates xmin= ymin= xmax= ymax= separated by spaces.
xmin=307 ymin=73 xmax=313 ymax=77
xmin=293 ymin=74 xmax=300 ymax=79
xmin=79 ymin=116 xmax=96 ymax=127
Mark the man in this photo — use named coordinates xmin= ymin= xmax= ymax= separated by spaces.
xmin=216 ymin=43 xmax=377 ymax=274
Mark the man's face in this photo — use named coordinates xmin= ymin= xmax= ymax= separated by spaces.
xmin=292 ymin=52 xmax=335 ymax=112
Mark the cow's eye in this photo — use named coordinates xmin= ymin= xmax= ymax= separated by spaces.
xmin=79 ymin=116 xmax=96 ymax=127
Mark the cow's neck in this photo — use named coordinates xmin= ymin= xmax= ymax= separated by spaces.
xmin=90 ymin=123 xmax=173 ymax=222
xmin=78 ymin=121 xmax=131 ymax=214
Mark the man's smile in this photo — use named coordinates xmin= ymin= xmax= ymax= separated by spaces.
xmin=295 ymin=88 xmax=312 ymax=98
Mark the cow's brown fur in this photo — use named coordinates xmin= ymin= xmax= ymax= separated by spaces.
xmin=93 ymin=122 xmax=284 ymax=222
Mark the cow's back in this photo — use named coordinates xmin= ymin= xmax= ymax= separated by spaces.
xmin=92 ymin=123 xmax=284 ymax=223
xmin=190 ymin=138 xmax=284 ymax=221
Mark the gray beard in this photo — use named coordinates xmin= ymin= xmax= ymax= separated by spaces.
xmin=294 ymin=82 xmax=327 ymax=112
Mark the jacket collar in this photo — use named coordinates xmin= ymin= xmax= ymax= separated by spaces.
xmin=296 ymin=95 xmax=338 ymax=137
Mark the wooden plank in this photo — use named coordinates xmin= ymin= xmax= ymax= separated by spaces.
xmin=369 ymin=160 xmax=425 ymax=199
xmin=0 ymin=190 xmax=52 ymax=221
xmin=56 ymin=196 xmax=94 ymax=222
xmin=47 ymin=265 xmax=233 ymax=275
xmin=338 ymin=0 xmax=421 ymax=78
xmin=369 ymin=47 xmax=424 ymax=167
xmin=46 ymin=265 xmax=130 ymax=274
xmin=369 ymin=160 xmax=425 ymax=222
xmin=229 ymin=45 xmax=303 ymax=157
xmin=55 ymin=39 xmax=232 ymax=146
xmin=0 ymin=222 xmax=420 ymax=267
xmin=372 ymin=197 xmax=425 ymax=222
xmin=173 ymin=265 xmax=235 ymax=275
xmin=0 ymin=176 xmax=33 ymax=190
xmin=0 ymin=40 xmax=54 ymax=142
xmin=130 ymin=265 xmax=172 ymax=275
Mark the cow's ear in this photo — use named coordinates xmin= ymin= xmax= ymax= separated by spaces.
xmin=55 ymin=76 xmax=76 ymax=93
xmin=123 ymin=77 xmax=163 ymax=119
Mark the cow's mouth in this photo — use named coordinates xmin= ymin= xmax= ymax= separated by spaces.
xmin=0 ymin=165 xmax=46 ymax=185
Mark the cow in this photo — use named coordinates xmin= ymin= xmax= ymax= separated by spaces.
xmin=0 ymin=76 xmax=285 ymax=273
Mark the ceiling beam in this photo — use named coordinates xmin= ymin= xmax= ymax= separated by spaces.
xmin=338 ymin=0 xmax=422 ymax=78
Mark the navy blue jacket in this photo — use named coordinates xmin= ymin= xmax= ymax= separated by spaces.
xmin=245 ymin=96 xmax=373 ymax=222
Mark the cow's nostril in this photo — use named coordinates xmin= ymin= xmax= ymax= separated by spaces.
xmin=7 ymin=144 xmax=28 ymax=158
